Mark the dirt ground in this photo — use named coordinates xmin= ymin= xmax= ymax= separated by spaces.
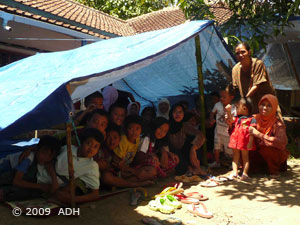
xmin=0 ymin=159 xmax=299 ymax=225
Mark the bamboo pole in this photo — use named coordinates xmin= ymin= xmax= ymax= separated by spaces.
xmin=194 ymin=34 xmax=207 ymax=166
xmin=66 ymin=115 xmax=76 ymax=208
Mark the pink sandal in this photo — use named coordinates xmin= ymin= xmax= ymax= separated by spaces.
xmin=175 ymin=193 xmax=200 ymax=204
xmin=187 ymin=203 xmax=213 ymax=219
xmin=184 ymin=192 xmax=209 ymax=201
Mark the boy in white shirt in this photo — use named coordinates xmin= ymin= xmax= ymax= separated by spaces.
xmin=55 ymin=128 xmax=103 ymax=204
xmin=209 ymin=85 xmax=236 ymax=168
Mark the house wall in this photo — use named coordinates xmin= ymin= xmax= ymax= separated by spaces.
xmin=0 ymin=14 xmax=99 ymax=67
xmin=1 ymin=19 xmax=89 ymax=52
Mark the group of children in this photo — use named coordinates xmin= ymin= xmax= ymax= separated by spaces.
xmin=0 ymin=83 xmax=258 ymax=204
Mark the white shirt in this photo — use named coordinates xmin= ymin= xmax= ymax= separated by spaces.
xmin=212 ymin=102 xmax=236 ymax=136
xmin=138 ymin=136 xmax=151 ymax=153
xmin=56 ymin=145 xmax=100 ymax=190
xmin=36 ymin=164 xmax=64 ymax=185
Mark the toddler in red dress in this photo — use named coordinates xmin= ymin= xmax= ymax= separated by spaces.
xmin=225 ymin=98 xmax=256 ymax=181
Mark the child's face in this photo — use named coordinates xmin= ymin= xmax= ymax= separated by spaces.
xmin=88 ymin=97 xmax=103 ymax=109
xmin=158 ymin=102 xmax=169 ymax=114
xmin=106 ymin=130 xmax=121 ymax=150
xmin=129 ymin=104 xmax=139 ymax=115
xmin=154 ymin=123 xmax=169 ymax=140
xmin=87 ymin=114 xmax=108 ymax=136
xmin=259 ymin=99 xmax=273 ymax=117
xmin=111 ymin=107 xmax=126 ymax=126
xmin=237 ymin=103 xmax=249 ymax=116
xmin=79 ymin=137 xmax=100 ymax=158
xmin=220 ymin=90 xmax=233 ymax=106
xmin=172 ymin=106 xmax=184 ymax=122
xmin=142 ymin=110 xmax=155 ymax=123
xmin=36 ymin=147 xmax=54 ymax=165
xmin=126 ymin=123 xmax=142 ymax=143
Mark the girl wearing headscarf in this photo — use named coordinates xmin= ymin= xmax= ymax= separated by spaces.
xmin=127 ymin=101 xmax=141 ymax=116
xmin=133 ymin=117 xmax=178 ymax=177
xmin=157 ymin=98 xmax=170 ymax=120
xmin=168 ymin=103 xmax=206 ymax=175
xmin=249 ymin=94 xmax=289 ymax=177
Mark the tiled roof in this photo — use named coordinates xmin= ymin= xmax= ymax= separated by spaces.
xmin=128 ymin=4 xmax=232 ymax=34
xmin=210 ymin=2 xmax=232 ymax=25
xmin=0 ymin=1 xmax=232 ymax=39
xmin=127 ymin=7 xmax=186 ymax=34
xmin=0 ymin=0 xmax=135 ymax=39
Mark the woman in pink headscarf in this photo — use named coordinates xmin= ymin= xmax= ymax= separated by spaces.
xmin=249 ymin=94 xmax=289 ymax=177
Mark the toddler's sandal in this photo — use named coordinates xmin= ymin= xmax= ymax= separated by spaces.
xmin=148 ymin=200 xmax=159 ymax=212
xmin=156 ymin=197 xmax=175 ymax=214
xmin=164 ymin=195 xmax=182 ymax=209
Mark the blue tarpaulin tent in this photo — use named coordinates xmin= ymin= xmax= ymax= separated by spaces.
xmin=0 ymin=20 xmax=234 ymax=141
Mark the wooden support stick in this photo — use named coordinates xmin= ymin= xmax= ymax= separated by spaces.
xmin=194 ymin=34 xmax=207 ymax=166
xmin=66 ymin=120 xmax=76 ymax=207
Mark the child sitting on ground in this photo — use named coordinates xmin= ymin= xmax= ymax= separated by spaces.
xmin=112 ymin=115 xmax=157 ymax=182
xmin=225 ymin=98 xmax=257 ymax=181
xmin=209 ymin=85 xmax=236 ymax=168
xmin=96 ymin=124 xmax=153 ymax=188
xmin=134 ymin=117 xmax=179 ymax=176
xmin=0 ymin=136 xmax=61 ymax=202
xmin=55 ymin=128 xmax=104 ymax=204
